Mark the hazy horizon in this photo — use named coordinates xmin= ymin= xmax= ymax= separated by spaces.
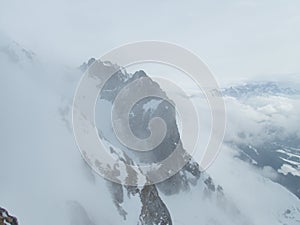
xmin=1 ymin=0 xmax=300 ymax=85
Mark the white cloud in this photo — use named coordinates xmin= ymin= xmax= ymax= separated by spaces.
xmin=225 ymin=93 xmax=300 ymax=145
xmin=0 ymin=0 xmax=300 ymax=84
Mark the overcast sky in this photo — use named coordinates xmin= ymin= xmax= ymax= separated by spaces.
xmin=1 ymin=0 xmax=300 ymax=85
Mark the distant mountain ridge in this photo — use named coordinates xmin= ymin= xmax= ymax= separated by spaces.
xmin=0 ymin=32 xmax=36 ymax=65
xmin=223 ymin=81 xmax=300 ymax=98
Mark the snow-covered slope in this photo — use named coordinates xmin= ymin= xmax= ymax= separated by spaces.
xmin=0 ymin=36 xmax=125 ymax=225
xmin=208 ymin=145 xmax=300 ymax=225
xmin=1 ymin=34 xmax=300 ymax=225
xmin=223 ymin=81 xmax=300 ymax=199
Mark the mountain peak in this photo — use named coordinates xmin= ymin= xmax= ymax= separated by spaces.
xmin=223 ymin=81 xmax=300 ymax=98
xmin=0 ymin=32 xmax=36 ymax=65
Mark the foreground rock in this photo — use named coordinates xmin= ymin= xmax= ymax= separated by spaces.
xmin=0 ymin=207 xmax=18 ymax=225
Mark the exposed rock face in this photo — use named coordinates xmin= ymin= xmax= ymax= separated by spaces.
xmin=107 ymin=181 xmax=172 ymax=225
xmin=107 ymin=182 xmax=128 ymax=220
xmin=96 ymin=61 xmax=204 ymax=189
xmin=0 ymin=207 xmax=18 ymax=225
xmin=85 ymin=59 xmax=224 ymax=224
xmin=139 ymin=185 xmax=172 ymax=225
xmin=79 ymin=58 xmax=96 ymax=72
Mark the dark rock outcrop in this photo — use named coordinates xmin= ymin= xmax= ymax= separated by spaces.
xmin=0 ymin=207 xmax=18 ymax=225
xmin=83 ymin=58 xmax=224 ymax=225
xmin=139 ymin=185 xmax=172 ymax=225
